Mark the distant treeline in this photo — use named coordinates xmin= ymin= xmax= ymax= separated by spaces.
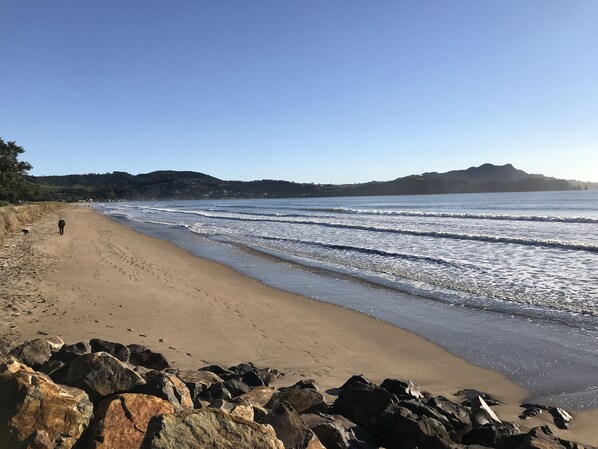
xmin=26 ymin=163 xmax=579 ymax=202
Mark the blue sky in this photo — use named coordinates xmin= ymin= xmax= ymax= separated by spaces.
xmin=1 ymin=1 xmax=597 ymax=183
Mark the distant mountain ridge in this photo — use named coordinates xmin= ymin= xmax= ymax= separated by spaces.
xmin=422 ymin=163 xmax=541 ymax=183
xmin=27 ymin=163 xmax=580 ymax=201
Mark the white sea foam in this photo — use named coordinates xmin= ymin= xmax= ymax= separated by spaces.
xmin=96 ymin=191 xmax=598 ymax=321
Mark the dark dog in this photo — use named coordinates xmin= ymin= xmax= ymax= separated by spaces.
xmin=21 ymin=229 xmax=29 ymax=236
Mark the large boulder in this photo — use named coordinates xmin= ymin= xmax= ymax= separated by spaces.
xmin=223 ymin=379 xmax=250 ymax=397
xmin=456 ymin=389 xmax=500 ymax=406
xmin=261 ymin=403 xmax=326 ymax=449
xmin=209 ymin=399 xmax=255 ymax=421
xmin=513 ymin=425 xmax=573 ymax=449
xmin=369 ymin=404 xmax=454 ymax=449
xmin=62 ymin=351 xmax=146 ymax=401
xmin=398 ymin=396 xmax=471 ymax=439
xmin=140 ymin=408 xmax=285 ymax=449
xmin=301 ymin=413 xmax=376 ymax=449
xmin=128 ymin=344 xmax=169 ymax=370
xmin=168 ymin=369 xmax=223 ymax=406
xmin=268 ymin=385 xmax=327 ymax=414
xmin=239 ymin=386 xmax=276 ymax=408
xmin=198 ymin=382 xmax=233 ymax=403
xmin=86 ymin=393 xmax=174 ymax=449
xmin=470 ymin=396 xmax=501 ymax=427
xmin=173 ymin=370 xmax=223 ymax=392
xmin=8 ymin=337 xmax=64 ymax=370
xmin=339 ymin=375 xmax=372 ymax=390
xmin=59 ymin=341 xmax=92 ymax=357
xmin=136 ymin=371 xmax=193 ymax=410
xmin=332 ymin=381 xmax=397 ymax=427
xmin=461 ymin=422 xmax=521 ymax=447
xmin=90 ymin=339 xmax=130 ymax=362
xmin=198 ymin=364 xmax=235 ymax=379
xmin=227 ymin=362 xmax=280 ymax=387
xmin=519 ymin=404 xmax=573 ymax=430
xmin=0 ymin=360 xmax=93 ymax=449
xmin=380 ymin=378 xmax=425 ymax=400
xmin=43 ymin=341 xmax=92 ymax=382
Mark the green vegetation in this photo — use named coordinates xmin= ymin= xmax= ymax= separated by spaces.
xmin=27 ymin=164 xmax=577 ymax=202
xmin=0 ymin=138 xmax=36 ymax=203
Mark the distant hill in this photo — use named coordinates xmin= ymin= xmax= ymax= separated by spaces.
xmin=422 ymin=163 xmax=538 ymax=183
xmin=26 ymin=163 xmax=579 ymax=202
xmin=567 ymin=180 xmax=598 ymax=190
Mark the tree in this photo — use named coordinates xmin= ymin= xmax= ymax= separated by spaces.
xmin=0 ymin=138 xmax=35 ymax=203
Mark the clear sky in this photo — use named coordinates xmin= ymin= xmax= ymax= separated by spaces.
xmin=1 ymin=1 xmax=597 ymax=183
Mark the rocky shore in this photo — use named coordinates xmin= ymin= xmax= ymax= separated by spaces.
xmin=1 ymin=336 xmax=593 ymax=449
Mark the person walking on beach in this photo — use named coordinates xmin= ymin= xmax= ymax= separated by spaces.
xmin=58 ymin=218 xmax=66 ymax=235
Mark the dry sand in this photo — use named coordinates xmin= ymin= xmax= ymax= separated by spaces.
xmin=1 ymin=205 xmax=597 ymax=445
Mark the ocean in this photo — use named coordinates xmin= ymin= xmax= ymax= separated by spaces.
xmin=96 ymin=190 xmax=598 ymax=408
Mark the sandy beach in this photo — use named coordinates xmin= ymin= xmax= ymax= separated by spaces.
xmin=1 ymin=205 xmax=597 ymax=445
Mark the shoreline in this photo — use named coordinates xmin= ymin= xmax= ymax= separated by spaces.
xmin=109 ymin=210 xmax=598 ymax=411
xmin=1 ymin=205 xmax=597 ymax=445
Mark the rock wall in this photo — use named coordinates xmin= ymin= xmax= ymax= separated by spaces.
xmin=0 ymin=336 xmax=594 ymax=449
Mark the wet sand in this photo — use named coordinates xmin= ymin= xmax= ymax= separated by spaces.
xmin=1 ymin=205 xmax=597 ymax=445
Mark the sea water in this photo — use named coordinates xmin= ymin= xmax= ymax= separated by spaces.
xmin=96 ymin=190 xmax=598 ymax=408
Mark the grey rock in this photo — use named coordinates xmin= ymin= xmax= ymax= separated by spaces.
xmin=549 ymin=407 xmax=572 ymax=430
xmin=140 ymin=408 xmax=285 ymax=449
xmin=519 ymin=406 xmax=543 ymax=420
xmin=228 ymin=362 xmax=257 ymax=375
xmin=332 ymin=381 xmax=396 ymax=427
xmin=198 ymin=382 xmax=233 ymax=403
xmin=370 ymin=404 xmax=454 ymax=449
xmin=174 ymin=369 xmax=224 ymax=401
xmin=136 ymin=370 xmax=193 ymax=410
xmin=519 ymin=403 xmax=573 ymax=430
xmin=63 ymin=351 xmax=146 ymax=401
xmin=223 ymin=378 xmax=250 ymax=397
xmin=461 ymin=422 xmax=521 ymax=447
xmin=291 ymin=379 xmax=319 ymax=391
xmin=268 ymin=385 xmax=327 ymax=414
xmin=199 ymin=364 xmax=235 ymax=378
xmin=8 ymin=337 xmax=64 ymax=370
xmin=128 ymin=344 xmax=169 ymax=370
xmin=339 ymin=374 xmax=373 ymax=390
xmin=397 ymin=396 xmax=471 ymax=440
xmin=513 ymin=425 xmax=573 ymax=449
xmin=381 ymin=378 xmax=425 ymax=400
xmin=90 ymin=338 xmax=130 ymax=361
xmin=261 ymin=402 xmax=324 ymax=449
xmin=39 ymin=359 xmax=67 ymax=379
xmin=470 ymin=396 xmax=501 ymax=427
xmin=258 ymin=367 xmax=284 ymax=385
xmin=242 ymin=369 xmax=266 ymax=387
xmin=302 ymin=413 xmax=375 ymax=449
xmin=49 ymin=341 xmax=91 ymax=367
xmin=456 ymin=389 xmax=500 ymax=406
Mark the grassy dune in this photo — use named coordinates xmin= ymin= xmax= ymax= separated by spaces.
xmin=0 ymin=203 xmax=65 ymax=246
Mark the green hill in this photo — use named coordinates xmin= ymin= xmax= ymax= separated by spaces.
xmin=27 ymin=163 xmax=578 ymax=202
